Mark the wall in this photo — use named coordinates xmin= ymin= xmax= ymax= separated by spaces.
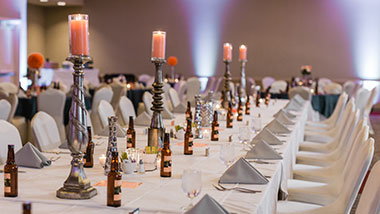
xmin=27 ymin=0 xmax=374 ymax=82
xmin=27 ymin=4 xmax=45 ymax=56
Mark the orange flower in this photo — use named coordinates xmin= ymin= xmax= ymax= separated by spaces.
xmin=27 ymin=53 xmax=44 ymax=69
xmin=167 ymin=56 xmax=178 ymax=66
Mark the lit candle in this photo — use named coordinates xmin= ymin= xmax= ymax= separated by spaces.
xmin=99 ymin=154 xmax=106 ymax=166
xmin=151 ymin=31 xmax=166 ymax=59
xmin=239 ymin=45 xmax=247 ymax=61
xmin=223 ymin=43 xmax=232 ymax=61
xmin=68 ymin=14 xmax=89 ymax=56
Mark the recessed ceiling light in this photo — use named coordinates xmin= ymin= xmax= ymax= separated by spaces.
xmin=57 ymin=1 xmax=66 ymax=6
xmin=40 ymin=0 xmax=48 ymax=2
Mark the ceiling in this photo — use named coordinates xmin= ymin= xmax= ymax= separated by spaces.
xmin=28 ymin=0 xmax=84 ymax=7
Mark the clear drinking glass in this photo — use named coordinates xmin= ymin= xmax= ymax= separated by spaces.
xmin=181 ymin=169 xmax=202 ymax=211
xmin=219 ymin=142 xmax=235 ymax=167
xmin=251 ymin=115 xmax=262 ymax=133
xmin=239 ymin=126 xmax=251 ymax=149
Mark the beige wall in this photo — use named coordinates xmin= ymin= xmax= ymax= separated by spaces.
xmin=27 ymin=4 xmax=45 ymax=56
xmin=27 ymin=0 xmax=362 ymax=81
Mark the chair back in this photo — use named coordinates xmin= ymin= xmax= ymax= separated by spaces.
xmin=324 ymin=82 xmax=343 ymax=95
xmin=262 ymin=76 xmax=275 ymax=91
xmin=31 ymin=111 xmax=61 ymax=152
xmin=355 ymin=87 xmax=371 ymax=112
xmin=0 ymin=82 xmax=18 ymax=94
xmin=109 ymin=81 xmax=127 ymax=109
xmin=98 ymin=100 xmax=116 ymax=130
xmin=117 ymin=96 xmax=136 ymax=126
xmin=343 ymin=81 xmax=356 ymax=97
xmin=356 ymin=161 xmax=380 ymax=214
xmin=318 ymin=77 xmax=332 ymax=88
xmin=168 ymin=88 xmax=181 ymax=108
xmin=142 ymin=92 xmax=153 ymax=116
xmin=91 ymin=87 xmax=113 ymax=134
xmin=0 ymin=120 xmax=22 ymax=164
xmin=269 ymin=80 xmax=287 ymax=93
xmin=288 ymin=87 xmax=312 ymax=101
xmin=0 ymin=99 xmax=11 ymax=121
xmin=138 ymin=74 xmax=153 ymax=86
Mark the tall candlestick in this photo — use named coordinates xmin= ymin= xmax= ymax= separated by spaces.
xmin=239 ymin=45 xmax=247 ymax=61
xmin=69 ymin=14 xmax=89 ymax=56
xmin=152 ymin=31 xmax=166 ymax=60
xmin=223 ymin=43 xmax=232 ymax=61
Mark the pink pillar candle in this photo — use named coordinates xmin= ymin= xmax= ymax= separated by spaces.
xmin=151 ymin=31 xmax=166 ymax=60
xmin=68 ymin=14 xmax=89 ymax=56
xmin=239 ymin=45 xmax=247 ymax=61
xmin=223 ymin=43 xmax=232 ymax=61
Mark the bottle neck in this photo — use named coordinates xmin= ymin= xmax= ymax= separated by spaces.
xmin=6 ymin=148 xmax=15 ymax=165
xmin=87 ymin=127 xmax=92 ymax=142
xmin=129 ymin=118 xmax=134 ymax=129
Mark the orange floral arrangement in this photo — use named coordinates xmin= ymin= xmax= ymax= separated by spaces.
xmin=27 ymin=53 xmax=44 ymax=69
xmin=167 ymin=56 xmax=178 ymax=66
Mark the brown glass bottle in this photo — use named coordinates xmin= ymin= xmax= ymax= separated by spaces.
xmin=126 ymin=116 xmax=136 ymax=149
xmin=237 ymin=98 xmax=243 ymax=121
xmin=84 ymin=126 xmax=94 ymax=168
xmin=4 ymin=144 xmax=17 ymax=197
xmin=186 ymin=101 xmax=192 ymax=121
xmin=211 ymin=111 xmax=219 ymax=141
xmin=107 ymin=151 xmax=122 ymax=207
xmin=184 ymin=119 xmax=193 ymax=155
xmin=23 ymin=201 xmax=31 ymax=214
xmin=160 ymin=133 xmax=172 ymax=177
xmin=256 ymin=91 xmax=260 ymax=107
xmin=226 ymin=102 xmax=233 ymax=128
xmin=264 ymin=93 xmax=270 ymax=106
xmin=245 ymin=95 xmax=250 ymax=115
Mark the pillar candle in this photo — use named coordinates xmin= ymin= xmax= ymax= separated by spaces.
xmin=239 ymin=45 xmax=247 ymax=61
xmin=152 ymin=31 xmax=166 ymax=59
xmin=223 ymin=43 xmax=232 ymax=61
xmin=69 ymin=14 xmax=89 ymax=56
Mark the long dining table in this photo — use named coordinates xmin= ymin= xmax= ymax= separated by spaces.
xmin=0 ymin=99 xmax=308 ymax=214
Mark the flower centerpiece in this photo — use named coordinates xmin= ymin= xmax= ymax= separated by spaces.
xmin=27 ymin=53 xmax=44 ymax=95
xmin=167 ymin=56 xmax=178 ymax=86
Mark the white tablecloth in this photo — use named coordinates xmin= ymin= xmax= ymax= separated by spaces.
xmin=0 ymin=100 xmax=308 ymax=214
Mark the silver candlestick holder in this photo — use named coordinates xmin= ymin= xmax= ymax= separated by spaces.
xmin=104 ymin=116 xmax=118 ymax=175
xmin=222 ymin=59 xmax=232 ymax=109
xmin=239 ymin=59 xmax=247 ymax=104
xmin=148 ymin=58 xmax=166 ymax=148
xmin=194 ymin=95 xmax=203 ymax=139
xmin=56 ymin=55 xmax=97 ymax=199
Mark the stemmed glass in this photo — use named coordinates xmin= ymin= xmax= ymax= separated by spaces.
xmin=239 ymin=126 xmax=251 ymax=150
xmin=219 ymin=142 xmax=235 ymax=167
xmin=181 ymin=169 xmax=202 ymax=211
xmin=251 ymin=115 xmax=262 ymax=133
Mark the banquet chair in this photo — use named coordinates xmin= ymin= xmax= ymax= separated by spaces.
xmin=277 ymin=138 xmax=374 ymax=214
xmin=0 ymin=82 xmax=18 ymax=94
xmin=354 ymin=87 xmax=370 ymax=113
xmin=0 ymin=90 xmax=18 ymax=121
xmin=174 ymin=79 xmax=186 ymax=91
xmin=362 ymin=87 xmax=378 ymax=135
xmin=162 ymin=82 xmax=173 ymax=111
xmin=262 ymin=76 xmax=275 ymax=91
xmin=355 ymin=161 xmax=380 ymax=214
xmin=168 ymin=88 xmax=181 ymax=108
xmin=31 ymin=111 xmax=62 ymax=152
xmin=38 ymin=89 xmax=66 ymax=144
xmin=48 ymin=81 xmax=68 ymax=94
xmin=179 ymin=77 xmax=201 ymax=104
xmin=318 ymin=77 xmax=332 ymax=89
xmin=323 ymin=82 xmax=342 ymax=95
xmin=342 ymin=81 xmax=356 ymax=97
xmin=269 ymin=80 xmax=287 ymax=94
xmin=117 ymin=96 xmax=136 ymax=126
xmin=97 ymin=100 xmax=125 ymax=137
xmin=288 ymin=87 xmax=312 ymax=101
xmin=0 ymin=99 xmax=11 ymax=121
xmin=0 ymin=120 xmax=23 ymax=165
xmin=109 ymin=81 xmax=127 ymax=110
xmin=90 ymin=87 xmax=113 ymax=135
xmin=138 ymin=74 xmax=153 ymax=87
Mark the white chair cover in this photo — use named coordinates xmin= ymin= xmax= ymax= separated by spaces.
xmin=355 ymin=161 xmax=380 ymax=214
xmin=262 ymin=76 xmax=275 ymax=91
xmin=318 ymin=78 xmax=332 ymax=89
xmin=269 ymin=80 xmax=287 ymax=93
xmin=48 ymin=81 xmax=68 ymax=93
xmin=138 ymin=74 xmax=153 ymax=86
xmin=97 ymin=100 xmax=125 ymax=137
xmin=355 ymin=87 xmax=371 ymax=112
xmin=323 ymin=82 xmax=342 ymax=95
xmin=142 ymin=92 xmax=153 ymax=116
xmin=0 ymin=82 xmax=18 ymax=94
xmin=343 ymin=81 xmax=356 ymax=97
xmin=90 ymin=87 xmax=113 ymax=135
xmin=168 ymin=87 xmax=181 ymax=108
xmin=0 ymin=90 xmax=18 ymax=121
xmin=109 ymin=81 xmax=127 ymax=110
xmin=363 ymin=87 xmax=378 ymax=134
xmin=0 ymin=120 xmax=22 ymax=164
xmin=117 ymin=96 xmax=136 ymax=126
xmin=289 ymin=87 xmax=312 ymax=101
xmin=38 ymin=89 xmax=66 ymax=143
xmin=0 ymin=99 xmax=11 ymax=121
xmin=31 ymin=111 xmax=61 ymax=152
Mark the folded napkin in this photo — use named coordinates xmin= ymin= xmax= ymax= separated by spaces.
xmin=251 ymin=128 xmax=282 ymax=145
xmin=284 ymin=100 xmax=302 ymax=111
xmin=292 ymin=94 xmax=306 ymax=105
xmin=162 ymin=106 xmax=175 ymax=119
xmin=265 ymin=119 xmax=291 ymax=134
xmin=173 ymin=103 xmax=187 ymax=113
xmin=273 ymin=109 xmax=296 ymax=119
xmin=246 ymin=139 xmax=282 ymax=160
xmin=15 ymin=142 xmax=51 ymax=168
xmin=185 ymin=194 xmax=229 ymax=214
xmin=135 ymin=112 xmax=152 ymax=126
xmin=219 ymin=158 xmax=268 ymax=184
xmin=275 ymin=111 xmax=295 ymax=125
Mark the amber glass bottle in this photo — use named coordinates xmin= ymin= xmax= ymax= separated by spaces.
xmin=160 ymin=133 xmax=172 ymax=177
xmin=245 ymin=95 xmax=250 ymax=115
xmin=126 ymin=116 xmax=136 ymax=149
xmin=23 ymin=201 xmax=31 ymax=214
xmin=107 ymin=151 xmax=122 ymax=207
xmin=4 ymin=144 xmax=17 ymax=197
xmin=256 ymin=91 xmax=260 ymax=107
xmin=184 ymin=119 xmax=193 ymax=155
xmin=237 ymin=98 xmax=243 ymax=121
xmin=264 ymin=93 xmax=270 ymax=106
xmin=211 ymin=111 xmax=219 ymax=141
xmin=226 ymin=102 xmax=233 ymax=128
xmin=186 ymin=101 xmax=192 ymax=121
xmin=84 ymin=126 xmax=94 ymax=168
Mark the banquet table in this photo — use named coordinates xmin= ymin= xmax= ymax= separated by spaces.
xmin=1 ymin=99 xmax=308 ymax=214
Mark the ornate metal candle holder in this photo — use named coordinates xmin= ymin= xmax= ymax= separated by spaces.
xmin=239 ymin=59 xmax=247 ymax=104
xmin=194 ymin=95 xmax=203 ymax=139
xmin=104 ymin=116 xmax=118 ymax=175
xmin=201 ymin=92 xmax=214 ymax=128
xmin=57 ymin=55 xmax=97 ymax=199
xmin=148 ymin=58 xmax=166 ymax=148
xmin=222 ymin=60 xmax=232 ymax=109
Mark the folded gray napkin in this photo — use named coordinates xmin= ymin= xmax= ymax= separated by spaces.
xmin=265 ymin=119 xmax=291 ymax=134
xmin=135 ymin=111 xmax=152 ymax=126
xmin=15 ymin=142 xmax=51 ymax=168
xmin=251 ymin=128 xmax=282 ymax=145
xmin=274 ymin=109 xmax=296 ymax=119
xmin=172 ymin=103 xmax=187 ymax=113
xmin=246 ymin=139 xmax=282 ymax=160
xmin=162 ymin=106 xmax=175 ymax=119
xmin=275 ymin=111 xmax=295 ymax=125
xmin=292 ymin=94 xmax=306 ymax=105
xmin=185 ymin=194 xmax=229 ymax=214
xmin=219 ymin=158 xmax=268 ymax=184
xmin=284 ymin=100 xmax=302 ymax=111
